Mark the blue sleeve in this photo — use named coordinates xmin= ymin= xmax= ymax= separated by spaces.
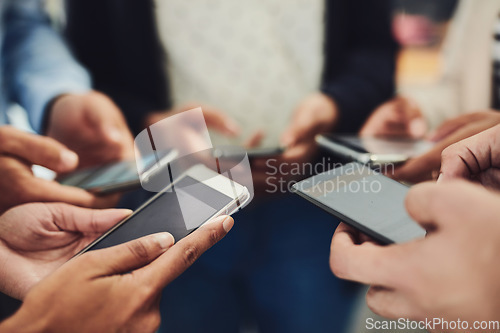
xmin=2 ymin=0 xmax=91 ymax=133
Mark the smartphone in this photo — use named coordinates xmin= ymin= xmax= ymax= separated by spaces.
xmin=57 ymin=149 xmax=178 ymax=194
xmin=316 ymin=134 xmax=433 ymax=166
xmin=214 ymin=146 xmax=284 ymax=160
xmin=292 ymin=162 xmax=426 ymax=244
xmin=75 ymin=164 xmax=250 ymax=256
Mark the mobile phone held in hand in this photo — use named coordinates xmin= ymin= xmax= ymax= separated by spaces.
xmin=75 ymin=164 xmax=250 ymax=256
xmin=316 ymin=134 xmax=433 ymax=166
xmin=292 ymin=162 xmax=426 ymax=244
xmin=57 ymin=150 xmax=178 ymax=194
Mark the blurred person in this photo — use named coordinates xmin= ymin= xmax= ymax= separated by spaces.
xmin=0 ymin=0 xmax=135 ymax=212
xmin=0 ymin=201 xmax=234 ymax=332
xmin=360 ymin=0 xmax=500 ymax=183
xmin=65 ymin=1 xmax=397 ymax=332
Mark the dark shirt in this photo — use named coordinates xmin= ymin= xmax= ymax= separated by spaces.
xmin=65 ymin=0 xmax=398 ymax=135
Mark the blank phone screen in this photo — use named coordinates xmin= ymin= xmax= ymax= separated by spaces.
xmin=293 ymin=163 xmax=426 ymax=244
xmin=86 ymin=176 xmax=233 ymax=252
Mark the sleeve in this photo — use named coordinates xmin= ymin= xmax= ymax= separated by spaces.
xmin=1 ymin=0 xmax=91 ymax=133
xmin=321 ymin=0 xmax=398 ymax=133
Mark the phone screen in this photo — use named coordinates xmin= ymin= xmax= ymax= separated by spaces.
xmin=332 ymin=135 xmax=432 ymax=157
xmin=83 ymin=175 xmax=234 ymax=252
xmin=293 ymin=163 xmax=426 ymax=244
xmin=58 ymin=153 xmax=165 ymax=192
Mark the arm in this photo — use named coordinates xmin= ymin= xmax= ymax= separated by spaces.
xmin=2 ymin=0 xmax=91 ymax=133
xmin=321 ymin=0 xmax=398 ymax=133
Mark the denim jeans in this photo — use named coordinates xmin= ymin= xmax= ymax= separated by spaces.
xmin=158 ymin=194 xmax=360 ymax=333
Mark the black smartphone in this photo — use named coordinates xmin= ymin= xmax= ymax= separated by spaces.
xmin=292 ymin=162 xmax=426 ymax=244
xmin=316 ymin=134 xmax=433 ymax=166
xmin=75 ymin=164 xmax=250 ymax=256
xmin=57 ymin=150 xmax=178 ymax=194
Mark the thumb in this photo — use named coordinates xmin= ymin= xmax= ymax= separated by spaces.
xmin=202 ymin=108 xmax=241 ymax=137
xmin=85 ymin=232 xmax=175 ymax=276
xmin=280 ymin=120 xmax=309 ymax=148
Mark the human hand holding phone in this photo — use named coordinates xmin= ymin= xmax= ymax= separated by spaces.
xmin=392 ymin=111 xmax=500 ymax=183
xmin=0 ymin=216 xmax=233 ymax=333
xmin=330 ymin=181 xmax=500 ymax=327
xmin=0 ymin=202 xmax=131 ymax=299
xmin=0 ymin=126 xmax=118 ymax=213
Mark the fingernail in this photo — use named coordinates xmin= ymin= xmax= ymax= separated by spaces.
xmin=436 ymin=173 xmax=443 ymax=183
xmin=409 ymin=118 xmax=427 ymax=138
xmin=107 ymin=128 xmax=122 ymax=142
xmin=60 ymin=150 xmax=78 ymax=168
xmin=222 ymin=216 xmax=234 ymax=233
xmin=155 ymin=233 xmax=175 ymax=249
xmin=226 ymin=120 xmax=241 ymax=136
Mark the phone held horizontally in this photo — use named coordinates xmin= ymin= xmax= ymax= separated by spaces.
xmin=292 ymin=162 xmax=426 ymax=244
xmin=75 ymin=164 xmax=250 ymax=257
xmin=316 ymin=134 xmax=433 ymax=166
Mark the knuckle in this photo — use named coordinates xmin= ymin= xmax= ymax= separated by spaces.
xmin=182 ymin=245 xmax=200 ymax=266
xmin=209 ymin=228 xmax=222 ymax=246
xmin=128 ymin=240 xmax=151 ymax=261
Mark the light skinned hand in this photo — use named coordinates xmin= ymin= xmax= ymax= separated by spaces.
xmin=360 ymin=96 xmax=427 ymax=138
xmin=0 ymin=203 xmax=131 ymax=299
xmin=252 ymin=93 xmax=339 ymax=193
xmin=0 ymin=126 xmax=118 ymax=213
xmin=47 ymin=91 xmax=135 ymax=168
xmin=438 ymin=123 xmax=500 ymax=190
xmin=0 ymin=215 xmax=234 ymax=333
xmin=145 ymin=104 xmax=241 ymax=137
xmin=391 ymin=111 xmax=500 ymax=183
xmin=330 ymin=181 xmax=500 ymax=330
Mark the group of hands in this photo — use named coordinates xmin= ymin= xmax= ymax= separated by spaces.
xmin=332 ymin=97 xmax=500 ymax=327
xmin=1 ymin=88 xmax=500 ymax=331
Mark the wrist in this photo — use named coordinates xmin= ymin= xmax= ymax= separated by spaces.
xmin=0 ymin=307 xmax=49 ymax=333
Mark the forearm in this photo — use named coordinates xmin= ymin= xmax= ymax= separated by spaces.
xmin=2 ymin=0 xmax=91 ymax=133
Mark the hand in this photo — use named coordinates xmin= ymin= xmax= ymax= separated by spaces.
xmin=0 ymin=126 xmax=118 ymax=212
xmin=143 ymin=105 xmax=241 ymax=161
xmin=0 ymin=215 xmax=234 ymax=333
xmin=330 ymin=181 xmax=500 ymax=328
xmin=145 ymin=104 xmax=240 ymax=137
xmin=392 ymin=111 xmax=500 ymax=183
xmin=47 ymin=91 xmax=135 ymax=168
xmin=360 ymin=96 xmax=427 ymax=138
xmin=0 ymin=203 xmax=131 ymax=299
xmin=439 ymin=124 xmax=500 ymax=190
xmin=252 ymin=93 xmax=339 ymax=193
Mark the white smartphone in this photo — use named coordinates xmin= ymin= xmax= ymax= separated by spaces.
xmin=316 ymin=134 xmax=433 ymax=166
xmin=292 ymin=162 xmax=426 ymax=244
xmin=75 ymin=164 xmax=250 ymax=256
xmin=57 ymin=149 xmax=178 ymax=194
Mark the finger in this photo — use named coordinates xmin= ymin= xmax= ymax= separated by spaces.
xmin=137 ymin=216 xmax=233 ymax=289
xmin=0 ymin=126 xmax=78 ymax=172
xmin=26 ymin=177 xmax=106 ymax=208
xmin=84 ymin=232 xmax=175 ymax=276
xmin=244 ymin=130 xmax=264 ymax=148
xmin=46 ymin=203 xmax=133 ymax=233
xmin=439 ymin=128 xmax=499 ymax=182
xmin=202 ymin=108 xmax=241 ymax=137
xmin=366 ymin=286 xmax=422 ymax=320
xmin=330 ymin=223 xmax=415 ymax=288
xmin=405 ymin=180 xmax=497 ymax=231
